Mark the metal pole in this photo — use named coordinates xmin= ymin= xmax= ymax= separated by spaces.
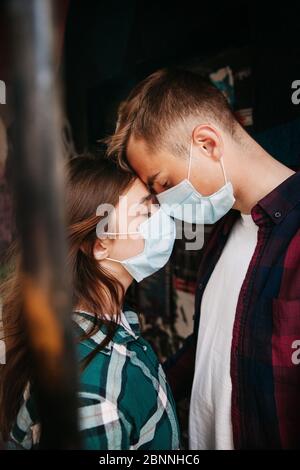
xmin=7 ymin=0 xmax=80 ymax=449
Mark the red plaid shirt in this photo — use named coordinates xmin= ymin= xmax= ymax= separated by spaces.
xmin=165 ymin=171 xmax=300 ymax=449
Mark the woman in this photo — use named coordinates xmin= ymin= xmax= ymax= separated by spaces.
xmin=0 ymin=154 xmax=180 ymax=450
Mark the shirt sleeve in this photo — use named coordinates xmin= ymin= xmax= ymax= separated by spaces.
xmin=10 ymin=386 xmax=132 ymax=450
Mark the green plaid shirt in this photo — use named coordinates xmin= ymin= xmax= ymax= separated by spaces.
xmin=10 ymin=308 xmax=180 ymax=450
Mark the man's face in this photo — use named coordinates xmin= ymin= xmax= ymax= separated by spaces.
xmin=126 ymin=135 xmax=191 ymax=195
xmin=126 ymin=134 xmax=224 ymax=197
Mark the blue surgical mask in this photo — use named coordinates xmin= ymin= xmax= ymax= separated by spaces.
xmin=157 ymin=141 xmax=236 ymax=224
xmin=104 ymin=208 xmax=176 ymax=282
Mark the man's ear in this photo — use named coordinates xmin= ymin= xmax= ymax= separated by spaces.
xmin=92 ymin=238 xmax=111 ymax=261
xmin=192 ymin=124 xmax=224 ymax=161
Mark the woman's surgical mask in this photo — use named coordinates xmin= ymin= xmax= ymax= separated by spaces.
xmin=156 ymin=141 xmax=235 ymax=224
xmin=103 ymin=208 xmax=176 ymax=282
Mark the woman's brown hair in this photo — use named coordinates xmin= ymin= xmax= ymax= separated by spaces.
xmin=0 ymin=154 xmax=135 ymax=441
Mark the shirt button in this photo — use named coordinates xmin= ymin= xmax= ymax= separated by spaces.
xmin=274 ymin=211 xmax=282 ymax=219
xmin=143 ymin=346 xmax=147 ymax=351
xmin=199 ymin=283 xmax=203 ymax=290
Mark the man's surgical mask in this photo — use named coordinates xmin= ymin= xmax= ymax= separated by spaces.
xmin=103 ymin=208 xmax=176 ymax=282
xmin=157 ymin=141 xmax=235 ymax=224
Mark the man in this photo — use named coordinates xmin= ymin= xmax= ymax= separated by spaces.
xmin=106 ymin=68 xmax=300 ymax=449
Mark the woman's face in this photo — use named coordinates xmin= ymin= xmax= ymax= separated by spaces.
xmin=99 ymin=178 xmax=158 ymax=263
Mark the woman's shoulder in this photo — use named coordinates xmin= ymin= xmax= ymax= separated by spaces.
xmin=72 ymin=307 xmax=169 ymax=406
xmin=72 ymin=308 xmax=139 ymax=386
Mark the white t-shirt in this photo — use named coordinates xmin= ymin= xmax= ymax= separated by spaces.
xmin=189 ymin=213 xmax=258 ymax=450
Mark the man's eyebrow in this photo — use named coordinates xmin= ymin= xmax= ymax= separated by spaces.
xmin=147 ymin=173 xmax=160 ymax=189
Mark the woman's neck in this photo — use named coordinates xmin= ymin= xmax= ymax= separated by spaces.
xmin=75 ymin=286 xmax=126 ymax=317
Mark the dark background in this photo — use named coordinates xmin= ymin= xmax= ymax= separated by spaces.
xmin=63 ymin=0 xmax=300 ymax=168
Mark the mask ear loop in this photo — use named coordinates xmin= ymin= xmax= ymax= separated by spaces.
xmin=219 ymin=157 xmax=228 ymax=184
xmin=106 ymin=257 xmax=121 ymax=264
xmin=101 ymin=231 xmax=140 ymax=236
xmin=190 ymin=139 xmax=228 ymax=186
xmin=187 ymin=140 xmax=193 ymax=181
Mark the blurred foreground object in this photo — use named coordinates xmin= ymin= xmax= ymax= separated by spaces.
xmin=7 ymin=0 xmax=80 ymax=449
xmin=0 ymin=118 xmax=7 ymax=174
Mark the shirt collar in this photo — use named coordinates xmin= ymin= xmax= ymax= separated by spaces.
xmin=251 ymin=171 xmax=300 ymax=226
xmin=73 ymin=307 xmax=141 ymax=354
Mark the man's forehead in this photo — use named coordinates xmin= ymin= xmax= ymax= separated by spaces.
xmin=126 ymin=135 xmax=158 ymax=179
xmin=127 ymin=134 xmax=149 ymax=159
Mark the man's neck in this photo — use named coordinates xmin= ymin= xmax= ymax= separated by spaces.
xmin=233 ymin=144 xmax=295 ymax=215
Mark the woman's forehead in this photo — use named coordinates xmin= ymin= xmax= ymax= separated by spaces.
xmin=122 ymin=178 xmax=149 ymax=204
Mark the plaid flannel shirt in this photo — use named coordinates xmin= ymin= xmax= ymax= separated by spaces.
xmin=165 ymin=170 xmax=300 ymax=449
xmin=11 ymin=308 xmax=180 ymax=450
